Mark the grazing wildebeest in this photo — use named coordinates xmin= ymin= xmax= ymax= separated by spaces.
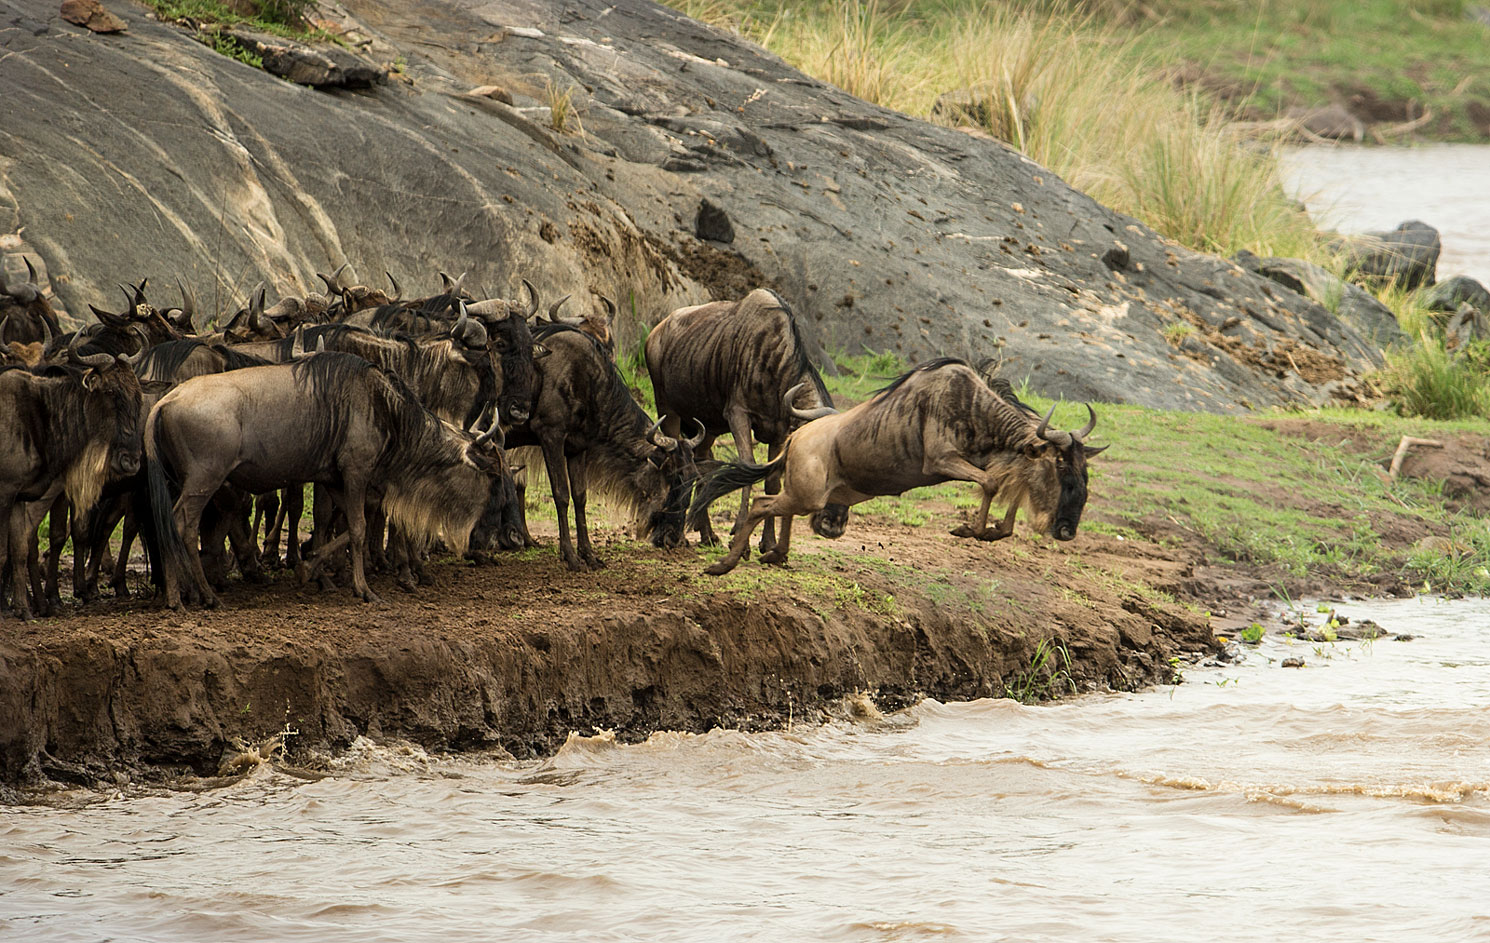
xmin=0 ymin=345 xmax=144 ymax=618
xmin=506 ymin=322 xmax=703 ymax=570
xmin=145 ymin=353 xmax=510 ymax=608
xmin=646 ymin=288 xmax=848 ymax=552
xmin=689 ymin=358 xmax=1106 ymax=575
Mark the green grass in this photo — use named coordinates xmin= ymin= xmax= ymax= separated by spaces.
xmin=1119 ymin=0 xmax=1490 ymax=142
xmin=148 ymin=0 xmax=342 ymax=43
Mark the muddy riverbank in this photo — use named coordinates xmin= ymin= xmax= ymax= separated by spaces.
xmin=4 ymin=414 xmax=1487 ymax=789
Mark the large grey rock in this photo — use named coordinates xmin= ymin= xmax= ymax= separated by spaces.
xmin=1422 ymin=275 xmax=1490 ymax=314
xmin=0 ymin=0 xmax=1399 ymax=412
xmin=1257 ymin=257 xmax=1405 ymax=360
xmin=1338 ymin=220 xmax=1441 ymax=290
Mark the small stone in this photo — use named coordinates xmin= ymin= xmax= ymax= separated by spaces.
xmin=60 ymin=0 xmax=126 ymax=33
xmin=1281 ymin=656 xmax=1305 ymax=668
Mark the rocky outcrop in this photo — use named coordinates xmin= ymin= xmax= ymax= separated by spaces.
xmin=1423 ymin=275 xmax=1490 ymax=314
xmin=1337 ymin=220 xmax=1442 ymax=290
xmin=1253 ymin=256 xmax=1405 ymax=359
xmin=223 ymin=27 xmax=387 ymax=88
xmin=0 ymin=0 xmax=1398 ymax=411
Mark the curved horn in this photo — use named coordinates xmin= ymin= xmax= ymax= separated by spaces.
xmin=599 ymin=295 xmax=616 ymax=321
xmin=453 ymin=301 xmax=489 ymax=348
xmin=646 ymin=416 xmax=679 ymax=451
xmin=39 ymin=316 xmax=53 ymax=348
xmin=0 ymin=315 xmax=8 ymax=341
xmin=548 ymin=293 xmax=572 ymax=320
xmin=330 ymin=262 xmax=352 ymax=291
xmin=176 ymin=277 xmax=196 ymax=325
xmin=386 ymin=271 xmax=402 ymax=301
xmin=132 ymin=278 xmax=149 ymax=307
xmin=248 ymin=284 xmax=268 ymax=332
xmin=121 ymin=347 xmax=146 ymax=369
xmin=24 ymin=256 xmax=38 ymax=285
xmin=1034 ymin=404 xmax=1073 ymax=448
xmin=119 ymin=284 xmax=138 ymax=315
xmin=440 ymin=271 xmax=467 ymax=295
xmin=291 ymin=327 xmax=306 ymax=358
xmin=683 ymin=418 xmax=707 ymax=449
xmin=316 ymin=270 xmax=338 ymax=294
xmin=1075 ymin=403 xmax=1097 ymax=441
xmin=522 ymin=278 xmax=540 ymax=319
xmin=66 ymin=340 xmax=114 ymax=368
xmin=785 ymin=381 xmax=837 ymax=421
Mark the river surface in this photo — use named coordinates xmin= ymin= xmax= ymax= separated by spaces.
xmin=3 ymin=597 xmax=1488 ymax=941
xmin=1279 ymin=144 xmax=1490 ymax=287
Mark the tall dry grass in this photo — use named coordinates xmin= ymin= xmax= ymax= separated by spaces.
xmin=670 ymin=0 xmax=1320 ymax=259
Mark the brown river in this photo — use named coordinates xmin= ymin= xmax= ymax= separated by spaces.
xmin=3 ymin=597 xmax=1488 ymax=941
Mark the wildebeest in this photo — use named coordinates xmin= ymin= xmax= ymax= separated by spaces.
xmin=646 ymin=288 xmax=848 ymax=552
xmin=689 ymin=358 xmax=1106 ymax=575
xmin=145 ymin=352 xmax=510 ymax=608
xmin=0 ymin=344 xmax=144 ymax=618
xmin=506 ymin=322 xmax=703 ymax=570
xmin=0 ymin=257 xmax=63 ymax=345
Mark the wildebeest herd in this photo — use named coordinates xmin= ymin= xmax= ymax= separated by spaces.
xmin=0 ymin=260 xmax=1104 ymax=619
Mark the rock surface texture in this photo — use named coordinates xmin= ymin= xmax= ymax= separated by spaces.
xmin=1 ymin=0 xmax=1393 ymax=410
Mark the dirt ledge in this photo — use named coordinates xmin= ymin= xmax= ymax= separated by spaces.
xmin=0 ymin=524 xmax=1212 ymax=788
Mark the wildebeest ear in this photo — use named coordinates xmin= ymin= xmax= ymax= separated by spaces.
xmin=531 ymin=343 xmax=550 ymax=359
xmin=1022 ymin=442 xmax=1049 ymax=460
xmin=1083 ymin=443 xmax=1110 ymax=458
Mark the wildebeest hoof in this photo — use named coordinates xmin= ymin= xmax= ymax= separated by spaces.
xmin=396 ymin=576 xmax=418 ymax=594
xmin=112 ymin=584 xmax=130 ymax=600
xmin=293 ymin=562 xmax=310 ymax=585
xmin=358 ymin=589 xmax=384 ymax=605
xmin=759 ymin=550 xmax=789 ymax=566
xmin=951 ymin=524 xmax=978 ymax=539
xmin=564 ymin=557 xmax=586 ymax=572
xmin=703 ymin=560 xmax=736 ymax=576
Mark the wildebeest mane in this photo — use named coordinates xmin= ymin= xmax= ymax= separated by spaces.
xmin=872 ymin=357 xmax=969 ymax=399
xmin=137 ymin=340 xmax=201 ymax=380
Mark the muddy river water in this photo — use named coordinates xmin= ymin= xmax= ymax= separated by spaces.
xmin=3 ymin=597 xmax=1487 ymax=941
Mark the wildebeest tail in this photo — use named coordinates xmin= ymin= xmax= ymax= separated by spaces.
xmin=142 ymin=412 xmax=190 ymax=592
xmin=686 ymin=453 xmax=787 ymax=531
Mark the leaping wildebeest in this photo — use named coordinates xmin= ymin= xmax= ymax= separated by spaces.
xmin=646 ymin=288 xmax=848 ymax=553
xmin=689 ymin=358 xmax=1106 ymax=576
xmin=145 ymin=352 xmax=510 ymax=608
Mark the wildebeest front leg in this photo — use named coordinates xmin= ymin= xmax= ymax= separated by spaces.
xmin=693 ymin=435 xmax=720 ymax=546
xmin=2 ymin=499 xmax=33 ymax=620
xmin=725 ymin=405 xmax=758 ymax=560
xmin=540 ymin=435 xmax=584 ymax=571
xmin=341 ymin=483 xmax=381 ymax=604
xmin=760 ymin=441 xmax=783 ymax=555
xmin=567 ymin=452 xmax=604 ymax=570
xmin=111 ymin=507 xmax=137 ymax=598
xmin=935 ymin=456 xmax=1018 ymax=542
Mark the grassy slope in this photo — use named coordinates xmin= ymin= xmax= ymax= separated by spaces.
xmin=1125 ymin=0 xmax=1490 ymax=141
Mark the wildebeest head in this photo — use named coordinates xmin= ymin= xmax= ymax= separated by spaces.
xmin=639 ymin=417 xmax=706 ymax=548
xmin=1 ymin=256 xmax=63 ymax=345
xmin=67 ymin=336 xmax=145 ymax=478
xmin=481 ymin=305 xmax=542 ymax=426
xmin=1023 ymin=404 xmax=1106 ymax=541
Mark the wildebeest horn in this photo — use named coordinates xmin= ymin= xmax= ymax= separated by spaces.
xmin=386 ymin=271 xmax=402 ymax=301
xmin=174 ymin=277 xmax=197 ymax=331
xmin=522 ymin=278 xmax=540 ymax=319
xmin=453 ymin=300 xmax=489 ymax=348
xmin=647 ymin=416 xmax=679 ymax=451
xmin=785 ymin=381 xmax=837 ymax=421
xmin=291 ymin=327 xmax=306 ymax=358
xmin=65 ymin=335 xmax=114 ymax=368
xmin=1034 ymin=404 xmax=1073 ymax=448
xmin=132 ymin=278 xmax=149 ymax=307
xmin=440 ymin=271 xmax=467 ymax=294
xmin=330 ymin=262 xmax=352 ymax=290
xmin=599 ymin=295 xmax=616 ymax=321
xmin=1075 ymin=403 xmax=1097 ymax=441
xmin=316 ymin=336 xmax=326 ymax=353
xmin=248 ymin=284 xmax=268 ymax=332
xmin=0 ymin=316 xmax=8 ymax=340
xmin=3 ymin=258 xmax=40 ymax=302
xmin=316 ymin=270 xmax=338 ymax=294
xmin=549 ymin=294 xmax=573 ymax=320
xmin=683 ymin=418 xmax=707 ymax=449
xmin=121 ymin=347 xmax=145 ymax=368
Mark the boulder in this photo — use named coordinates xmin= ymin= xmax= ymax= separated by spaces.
xmin=1422 ymin=275 xmax=1490 ymax=314
xmin=1293 ymin=104 xmax=1364 ymax=142
xmin=1257 ymin=257 xmax=1405 ymax=357
xmin=1337 ymin=220 xmax=1441 ymax=290
xmin=1446 ymin=303 xmax=1489 ymax=350
xmin=59 ymin=0 xmax=125 ymax=33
